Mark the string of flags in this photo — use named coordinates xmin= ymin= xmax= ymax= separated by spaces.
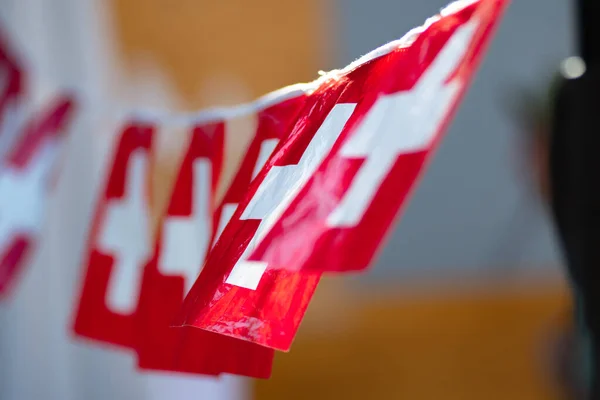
xmin=0 ymin=0 xmax=508 ymax=378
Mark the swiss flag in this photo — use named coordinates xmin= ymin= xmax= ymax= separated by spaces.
xmin=133 ymin=120 xmax=232 ymax=375
xmin=178 ymin=0 xmax=508 ymax=350
xmin=248 ymin=0 xmax=508 ymax=274
xmin=0 ymin=97 xmax=74 ymax=298
xmin=73 ymin=124 xmax=155 ymax=348
xmin=135 ymin=95 xmax=307 ymax=377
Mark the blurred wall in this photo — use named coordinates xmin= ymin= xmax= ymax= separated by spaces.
xmin=109 ymin=0 xmax=332 ymax=108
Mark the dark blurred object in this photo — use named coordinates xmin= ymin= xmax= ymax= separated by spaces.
xmin=513 ymin=71 xmax=588 ymax=399
xmin=549 ymin=1 xmax=600 ymax=398
xmin=547 ymin=310 xmax=587 ymax=399
xmin=576 ymin=0 xmax=600 ymax=66
xmin=550 ymin=66 xmax=600 ymax=399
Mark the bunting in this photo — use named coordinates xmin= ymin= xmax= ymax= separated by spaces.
xmin=0 ymin=0 xmax=507 ymax=378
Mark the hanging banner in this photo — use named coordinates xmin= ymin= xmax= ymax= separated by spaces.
xmin=71 ymin=85 xmax=309 ymax=376
xmin=178 ymin=0 xmax=508 ymax=350
xmin=0 ymin=0 xmax=508 ymax=379
xmin=135 ymin=89 xmax=309 ymax=378
xmin=133 ymin=116 xmax=271 ymax=377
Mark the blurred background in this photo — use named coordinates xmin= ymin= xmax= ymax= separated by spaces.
xmin=0 ymin=0 xmax=578 ymax=399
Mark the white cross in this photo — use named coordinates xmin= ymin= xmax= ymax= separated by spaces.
xmin=0 ymin=139 xmax=58 ymax=257
xmin=225 ymin=104 xmax=356 ymax=289
xmin=98 ymin=150 xmax=152 ymax=314
xmin=158 ymin=159 xmax=212 ymax=295
xmin=213 ymin=138 xmax=279 ymax=245
xmin=326 ymin=19 xmax=478 ymax=227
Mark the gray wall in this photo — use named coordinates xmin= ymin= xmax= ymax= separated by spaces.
xmin=336 ymin=0 xmax=574 ymax=278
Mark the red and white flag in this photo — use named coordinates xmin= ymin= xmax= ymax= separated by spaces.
xmin=134 ymin=90 xmax=308 ymax=377
xmin=178 ymin=0 xmax=507 ymax=350
xmin=73 ymin=123 xmax=155 ymax=348
xmin=134 ymin=119 xmax=225 ymax=371
xmin=0 ymin=96 xmax=74 ymax=297
xmin=72 ymin=112 xmax=273 ymax=377
xmin=133 ymin=117 xmax=275 ymax=378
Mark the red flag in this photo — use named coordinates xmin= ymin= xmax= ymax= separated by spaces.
xmin=249 ymin=0 xmax=507 ymax=274
xmin=210 ymin=94 xmax=308 ymax=248
xmin=178 ymin=0 xmax=507 ymax=350
xmin=73 ymin=124 xmax=154 ymax=348
xmin=135 ymin=93 xmax=307 ymax=377
xmin=0 ymin=97 xmax=74 ymax=298
xmin=133 ymin=120 xmax=233 ymax=375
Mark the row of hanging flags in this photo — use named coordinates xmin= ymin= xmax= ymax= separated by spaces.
xmin=0 ymin=0 xmax=507 ymax=378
